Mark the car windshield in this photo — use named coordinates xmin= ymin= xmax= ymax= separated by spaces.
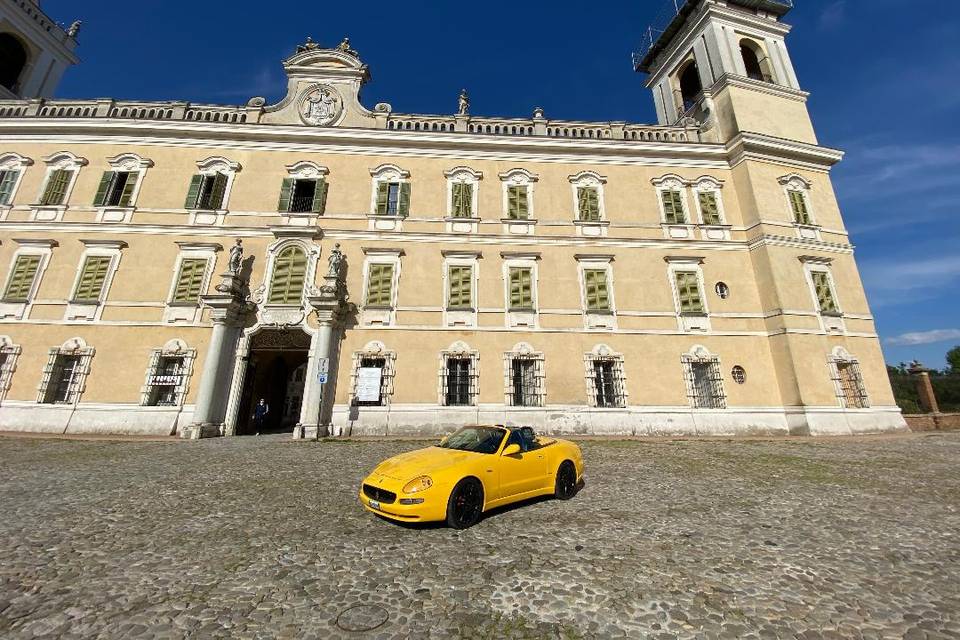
xmin=436 ymin=426 xmax=506 ymax=454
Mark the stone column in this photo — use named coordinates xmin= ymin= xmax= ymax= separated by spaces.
xmin=296 ymin=248 xmax=347 ymax=440
xmin=181 ymin=271 xmax=252 ymax=439
xmin=908 ymin=362 xmax=940 ymax=415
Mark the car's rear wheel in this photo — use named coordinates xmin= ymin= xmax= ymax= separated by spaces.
xmin=446 ymin=478 xmax=484 ymax=529
xmin=554 ymin=461 xmax=577 ymax=500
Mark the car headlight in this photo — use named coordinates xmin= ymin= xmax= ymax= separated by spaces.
xmin=402 ymin=476 xmax=433 ymax=494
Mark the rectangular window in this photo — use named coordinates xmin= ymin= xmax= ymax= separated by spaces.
xmin=44 ymin=354 xmax=82 ymax=404
xmin=93 ymin=171 xmax=137 ymax=207
xmin=185 ymin=173 xmax=228 ymax=210
xmin=509 ymin=358 xmax=541 ymax=407
xmin=577 ymin=187 xmax=600 ymax=222
xmin=146 ymin=356 xmax=187 ymax=406
xmin=40 ymin=169 xmax=73 ymax=206
xmin=365 ymin=263 xmax=395 ymax=307
xmin=72 ymin=256 xmax=112 ymax=303
xmin=356 ymin=356 xmax=386 ymax=407
xmin=686 ymin=358 xmax=726 ymax=409
xmin=789 ymin=190 xmax=811 ymax=224
xmin=376 ymin=182 xmax=410 ymax=216
xmin=583 ymin=269 xmax=611 ymax=312
xmin=508 ymin=267 xmax=534 ymax=310
xmin=279 ymin=178 xmax=327 ymax=214
xmin=447 ymin=265 xmax=473 ymax=310
xmin=661 ymin=190 xmax=686 ymax=224
xmin=3 ymin=254 xmax=41 ymax=302
xmin=445 ymin=357 xmax=473 ymax=406
xmin=836 ymin=360 xmax=868 ymax=409
xmin=811 ymin=271 xmax=839 ymax=315
xmin=171 ymin=258 xmax=208 ymax=304
xmin=507 ymin=185 xmax=529 ymax=220
xmin=698 ymin=192 xmax=722 ymax=225
xmin=451 ymin=182 xmax=473 ymax=218
xmin=589 ymin=358 xmax=626 ymax=408
xmin=0 ymin=169 xmax=20 ymax=205
xmin=675 ymin=271 xmax=705 ymax=314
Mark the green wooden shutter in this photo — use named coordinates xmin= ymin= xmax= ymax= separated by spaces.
xmin=365 ymin=263 xmax=394 ymax=307
xmin=812 ymin=271 xmax=838 ymax=314
xmin=375 ymin=182 xmax=389 ymax=215
xmin=398 ymin=182 xmax=411 ymax=217
xmin=41 ymin=169 xmax=71 ymax=206
xmin=675 ymin=271 xmax=704 ymax=314
xmin=0 ymin=170 xmax=19 ymax=205
xmin=172 ymin=258 xmax=208 ymax=303
xmin=312 ymin=178 xmax=328 ymax=214
xmin=790 ymin=191 xmax=810 ymax=224
xmin=93 ymin=171 xmax=115 ymax=206
xmin=209 ymin=173 xmax=228 ymax=209
xmin=3 ymin=254 xmax=41 ymax=301
xmin=184 ymin=174 xmax=203 ymax=209
xmin=117 ymin=172 xmax=137 ymax=207
xmin=509 ymin=267 xmax=533 ymax=309
xmin=452 ymin=182 xmax=473 ymax=218
xmin=277 ymin=177 xmax=294 ymax=212
xmin=698 ymin=192 xmax=721 ymax=225
xmin=578 ymin=187 xmax=600 ymax=221
xmin=661 ymin=190 xmax=685 ymax=224
xmin=73 ymin=256 xmax=111 ymax=302
xmin=584 ymin=269 xmax=610 ymax=311
xmin=448 ymin=265 xmax=472 ymax=309
xmin=268 ymin=247 xmax=307 ymax=304
xmin=508 ymin=185 xmax=528 ymax=220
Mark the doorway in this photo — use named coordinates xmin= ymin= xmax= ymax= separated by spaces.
xmin=235 ymin=329 xmax=311 ymax=435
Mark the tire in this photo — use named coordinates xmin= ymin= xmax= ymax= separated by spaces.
xmin=554 ymin=461 xmax=577 ymax=500
xmin=446 ymin=478 xmax=484 ymax=529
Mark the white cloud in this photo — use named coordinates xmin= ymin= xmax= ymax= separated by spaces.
xmin=886 ymin=329 xmax=960 ymax=346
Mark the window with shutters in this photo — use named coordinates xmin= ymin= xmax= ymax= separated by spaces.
xmin=185 ymin=173 xmax=229 ymax=210
xmin=582 ymin=268 xmax=611 ymax=312
xmin=268 ymin=246 xmax=308 ymax=305
xmin=278 ymin=178 xmax=327 ymax=214
xmin=444 ymin=167 xmax=482 ymax=221
xmin=508 ymin=267 xmax=534 ymax=311
xmin=93 ymin=171 xmax=137 ymax=208
xmin=830 ymin=354 xmax=869 ymax=409
xmin=674 ymin=271 xmax=706 ymax=315
xmin=778 ymin=174 xmax=816 ymax=226
xmin=3 ymin=254 xmax=41 ymax=302
xmin=40 ymin=168 xmax=73 ymax=206
xmin=72 ymin=256 xmax=112 ymax=303
xmin=682 ymin=352 xmax=726 ymax=409
xmin=365 ymin=263 xmax=395 ymax=308
xmin=369 ymin=164 xmax=411 ymax=218
xmin=576 ymin=187 xmax=601 ymax=222
xmin=661 ymin=189 xmax=687 ymax=224
xmin=697 ymin=191 xmax=723 ymax=225
xmin=504 ymin=345 xmax=545 ymax=407
xmin=584 ymin=348 xmax=627 ymax=408
xmin=0 ymin=169 xmax=21 ymax=205
xmin=450 ymin=182 xmax=474 ymax=218
xmin=789 ymin=190 xmax=811 ymax=224
xmin=0 ymin=153 xmax=32 ymax=207
xmin=568 ymin=171 xmax=607 ymax=225
xmin=37 ymin=343 xmax=94 ymax=405
xmin=499 ymin=169 xmax=538 ymax=222
xmin=171 ymin=258 xmax=209 ymax=304
xmin=35 ymin=152 xmax=87 ymax=212
xmin=810 ymin=270 xmax=840 ymax=316
xmin=506 ymin=185 xmax=529 ymax=220
xmin=439 ymin=343 xmax=479 ymax=407
xmin=447 ymin=264 xmax=473 ymax=310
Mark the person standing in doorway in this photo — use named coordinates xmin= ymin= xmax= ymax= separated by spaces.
xmin=253 ymin=398 xmax=269 ymax=435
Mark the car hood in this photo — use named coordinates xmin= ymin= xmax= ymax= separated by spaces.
xmin=371 ymin=446 xmax=480 ymax=481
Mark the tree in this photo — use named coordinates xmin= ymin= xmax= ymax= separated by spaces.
xmin=947 ymin=345 xmax=960 ymax=374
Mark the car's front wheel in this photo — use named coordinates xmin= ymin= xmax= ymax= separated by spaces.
xmin=446 ymin=477 xmax=484 ymax=529
xmin=554 ymin=461 xmax=577 ymax=500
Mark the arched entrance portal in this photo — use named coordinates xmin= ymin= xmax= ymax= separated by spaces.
xmin=234 ymin=328 xmax=311 ymax=435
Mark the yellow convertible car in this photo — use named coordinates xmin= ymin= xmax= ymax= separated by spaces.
xmin=359 ymin=425 xmax=583 ymax=529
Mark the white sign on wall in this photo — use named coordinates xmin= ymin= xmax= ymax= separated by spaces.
xmin=356 ymin=367 xmax=383 ymax=403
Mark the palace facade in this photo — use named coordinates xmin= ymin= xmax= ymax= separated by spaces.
xmin=0 ymin=0 xmax=907 ymax=438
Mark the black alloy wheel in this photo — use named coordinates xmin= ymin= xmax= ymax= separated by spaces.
xmin=446 ymin=478 xmax=484 ymax=529
xmin=554 ymin=461 xmax=577 ymax=500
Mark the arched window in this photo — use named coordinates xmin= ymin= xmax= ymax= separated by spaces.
xmin=268 ymin=246 xmax=307 ymax=304
xmin=0 ymin=34 xmax=28 ymax=92
xmin=679 ymin=62 xmax=702 ymax=112
xmin=740 ymin=40 xmax=773 ymax=83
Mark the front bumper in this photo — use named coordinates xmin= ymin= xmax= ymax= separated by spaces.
xmin=358 ymin=477 xmax=448 ymax=523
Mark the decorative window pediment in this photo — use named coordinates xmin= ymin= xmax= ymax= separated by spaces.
xmin=0 ymin=153 xmax=32 ymax=208
xmin=569 ymin=171 xmax=607 ymax=223
xmin=35 ymin=152 xmax=87 ymax=211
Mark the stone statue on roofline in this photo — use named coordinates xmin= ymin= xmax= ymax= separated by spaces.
xmin=458 ymin=89 xmax=470 ymax=116
xmin=296 ymin=37 xmax=321 ymax=54
xmin=67 ymin=20 xmax=82 ymax=38
xmin=336 ymin=37 xmax=359 ymax=57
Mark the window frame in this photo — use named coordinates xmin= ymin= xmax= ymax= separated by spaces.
xmin=96 ymin=153 xmax=154 ymax=213
xmin=828 ymin=348 xmax=870 ymax=409
xmin=65 ymin=240 xmax=126 ymax=322
xmin=280 ymin=161 xmax=330 ymax=216
xmin=350 ymin=341 xmax=397 ymax=408
xmin=360 ymin=247 xmax=403 ymax=327
xmin=583 ymin=344 xmax=628 ymax=409
xmin=267 ymin=244 xmax=309 ymax=306
xmin=652 ymin=174 xmax=691 ymax=225
xmin=665 ymin=256 xmax=711 ymax=332
xmin=0 ymin=239 xmax=56 ymax=320
xmin=444 ymin=166 xmax=482 ymax=220
xmin=369 ymin=164 xmax=411 ymax=218
xmin=778 ymin=173 xmax=817 ymax=227
xmin=0 ymin=152 xmax=33 ymax=211
xmin=0 ymin=335 xmax=22 ymax=405
xmin=37 ymin=338 xmax=94 ymax=406
xmin=503 ymin=342 xmax=545 ymax=408
xmin=498 ymin=168 xmax=538 ymax=222
xmin=438 ymin=341 xmax=479 ymax=407
xmin=691 ymin=176 xmax=726 ymax=226
xmin=682 ymin=347 xmax=727 ymax=409
xmin=140 ymin=339 xmax=197 ymax=407
xmin=568 ymin=171 xmax=607 ymax=224
xmin=184 ymin=156 xmax=241 ymax=222
xmin=33 ymin=151 xmax=87 ymax=217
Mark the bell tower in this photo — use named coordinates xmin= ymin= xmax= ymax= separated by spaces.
xmin=636 ymin=0 xmax=815 ymax=145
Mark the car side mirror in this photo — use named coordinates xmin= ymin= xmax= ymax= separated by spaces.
xmin=502 ymin=443 xmax=521 ymax=456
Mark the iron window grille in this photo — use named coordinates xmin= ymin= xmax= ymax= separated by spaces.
xmin=439 ymin=350 xmax=479 ymax=407
xmin=38 ymin=347 xmax=94 ymax=405
xmin=830 ymin=358 xmax=869 ymax=409
xmin=0 ymin=343 xmax=22 ymax=403
xmin=584 ymin=355 xmax=627 ymax=408
xmin=279 ymin=177 xmax=328 ymax=214
xmin=141 ymin=349 xmax=196 ymax=407
xmin=682 ymin=355 xmax=727 ymax=409
xmin=351 ymin=353 xmax=397 ymax=407
xmin=504 ymin=353 xmax=545 ymax=407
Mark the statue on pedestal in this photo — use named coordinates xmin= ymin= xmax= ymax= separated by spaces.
xmin=228 ymin=239 xmax=243 ymax=275
xmin=458 ymin=89 xmax=470 ymax=116
xmin=326 ymin=243 xmax=344 ymax=278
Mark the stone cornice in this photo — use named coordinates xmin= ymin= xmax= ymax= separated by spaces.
xmin=726 ymin=132 xmax=844 ymax=171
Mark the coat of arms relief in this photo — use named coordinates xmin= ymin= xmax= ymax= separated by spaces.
xmin=298 ymin=84 xmax=343 ymax=126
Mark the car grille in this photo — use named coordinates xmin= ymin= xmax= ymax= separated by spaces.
xmin=363 ymin=484 xmax=397 ymax=504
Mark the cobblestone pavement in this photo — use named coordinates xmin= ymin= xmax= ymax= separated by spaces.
xmin=1 ymin=433 xmax=959 ymax=639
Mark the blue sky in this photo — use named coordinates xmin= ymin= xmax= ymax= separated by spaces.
xmin=43 ymin=0 xmax=960 ymax=369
